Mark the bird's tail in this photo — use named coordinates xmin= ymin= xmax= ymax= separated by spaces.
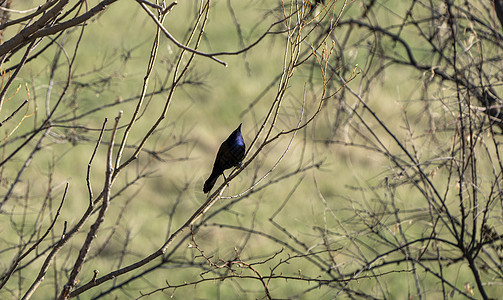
xmin=203 ymin=171 xmax=220 ymax=193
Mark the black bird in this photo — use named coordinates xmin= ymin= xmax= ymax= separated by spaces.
xmin=203 ymin=124 xmax=245 ymax=193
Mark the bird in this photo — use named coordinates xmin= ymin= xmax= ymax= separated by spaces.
xmin=203 ymin=123 xmax=246 ymax=193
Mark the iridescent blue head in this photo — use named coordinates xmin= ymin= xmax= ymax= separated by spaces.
xmin=229 ymin=123 xmax=244 ymax=146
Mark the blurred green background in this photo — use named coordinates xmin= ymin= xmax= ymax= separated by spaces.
xmin=1 ymin=0 xmax=502 ymax=299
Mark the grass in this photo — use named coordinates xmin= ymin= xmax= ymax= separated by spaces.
xmin=1 ymin=0 xmax=503 ymax=299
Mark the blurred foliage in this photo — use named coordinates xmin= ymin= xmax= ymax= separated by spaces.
xmin=1 ymin=0 xmax=503 ymax=299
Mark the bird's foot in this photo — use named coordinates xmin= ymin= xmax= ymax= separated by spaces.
xmin=222 ymin=174 xmax=230 ymax=187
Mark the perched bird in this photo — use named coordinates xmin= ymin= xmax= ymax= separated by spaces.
xmin=203 ymin=124 xmax=246 ymax=193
